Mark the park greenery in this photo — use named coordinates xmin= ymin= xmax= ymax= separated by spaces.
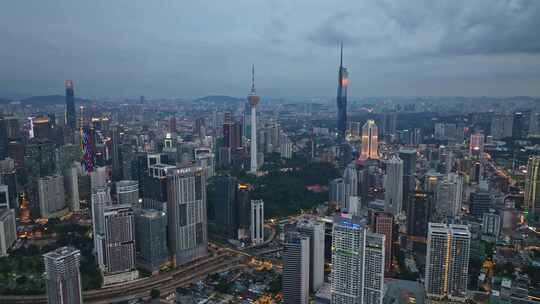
xmin=0 ymin=222 xmax=102 ymax=295
xmin=211 ymin=153 xmax=340 ymax=219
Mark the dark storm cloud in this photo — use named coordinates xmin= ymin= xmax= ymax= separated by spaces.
xmin=308 ymin=0 xmax=540 ymax=57
xmin=0 ymin=0 xmax=539 ymax=98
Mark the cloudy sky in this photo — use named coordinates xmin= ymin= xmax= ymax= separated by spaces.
xmin=1 ymin=0 xmax=539 ymax=98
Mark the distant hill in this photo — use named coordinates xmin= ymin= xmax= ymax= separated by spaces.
xmin=18 ymin=95 xmax=86 ymax=106
xmin=194 ymin=95 xmax=243 ymax=103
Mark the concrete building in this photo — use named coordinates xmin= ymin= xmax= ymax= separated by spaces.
xmin=116 ymin=180 xmax=139 ymax=206
xmin=482 ymin=210 xmax=501 ymax=241
xmin=251 ymin=199 xmax=264 ymax=245
xmin=38 ymin=175 xmax=67 ymax=218
xmin=329 ymin=178 xmax=345 ymax=210
xmin=469 ymin=133 xmax=485 ymax=158
xmin=343 ymin=163 xmax=358 ymax=211
xmin=101 ymin=204 xmax=138 ymax=284
xmin=360 ymin=120 xmax=379 ymax=160
xmin=90 ymin=166 xmax=108 ymax=190
xmin=425 ymin=223 xmax=471 ymax=302
xmin=374 ymin=212 xmax=393 ymax=273
xmin=167 ymin=166 xmax=207 ymax=266
xmin=0 ymin=184 xmax=9 ymax=209
xmin=214 ymin=176 xmax=238 ymax=239
xmin=363 ymin=233 xmax=385 ymax=304
xmin=0 ymin=209 xmax=16 ymax=257
xmin=64 ymin=164 xmax=80 ymax=212
xmin=43 ymin=246 xmax=83 ymax=304
xmin=282 ymin=231 xmax=310 ymax=304
xmin=135 ymin=209 xmax=167 ymax=274
xmin=525 ymin=156 xmax=540 ymax=215
xmin=331 ymin=214 xmax=385 ymax=304
xmin=435 ymin=173 xmax=463 ymax=220
xmin=384 ymin=155 xmax=403 ymax=216
xmin=297 ymin=218 xmax=325 ymax=292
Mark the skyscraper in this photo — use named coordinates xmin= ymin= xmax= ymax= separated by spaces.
xmin=343 ymin=162 xmax=358 ymax=211
xmin=296 ymin=218 xmax=325 ymax=292
xmin=336 ymin=44 xmax=348 ymax=141
xmin=525 ymin=156 xmax=540 ymax=216
xmin=0 ymin=185 xmax=8 ymax=209
xmin=363 ymin=233 xmax=385 ymax=304
xmin=38 ymin=175 xmax=67 ymax=218
xmin=65 ymin=80 xmax=77 ymax=130
xmin=101 ymin=204 xmax=137 ymax=283
xmin=248 ymin=65 xmax=260 ymax=174
xmin=435 ymin=173 xmax=463 ymax=220
xmin=469 ymin=133 xmax=485 ymax=158
xmin=425 ymin=223 xmax=471 ymax=301
xmin=44 ymin=246 xmax=83 ymax=304
xmin=251 ymin=199 xmax=264 ymax=245
xmin=111 ymin=126 xmax=123 ymax=181
xmin=116 ymin=180 xmax=139 ymax=206
xmin=0 ymin=208 xmax=16 ymax=257
xmin=384 ymin=155 xmax=403 ymax=216
xmin=167 ymin=166 xmax=207 ymax=266
xmin=374 ymin=212 xmax=393 ymax=273
xmin=361 ymin=120 xmax=379 ymax=160
xmin=331 ymin=215 xmax=385 ymax=304
xmin=135 ymin=209 xmax=168 ymax=274
xmin=214 ymin=176 xmax=238 ymax=239
xmin=329 ymin=178 xmax=345 ymax=210
xmin=282 ymin=231 xmax=310 ymax=304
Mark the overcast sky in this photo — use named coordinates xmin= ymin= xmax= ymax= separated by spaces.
xmin=1 ymin=0 xmax=539 ymax=98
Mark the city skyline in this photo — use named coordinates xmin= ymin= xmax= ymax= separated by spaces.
xmin=2 ymin=1 xmax=540 ymax=98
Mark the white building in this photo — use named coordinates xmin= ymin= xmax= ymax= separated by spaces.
xmin=0 ymin=209 xmax=16 ymax=257
xmin=297 ymin=218 xmax=325 ymax=292
xmin=64 ymin=165 xmax=80 ymax=212
xmin=343 ymin=163 xmax=358 ymax=211
xmin=251 ymin=199 xmax=264 ymax=245
xmin=384 ymin=155 xmax=403 ymax=216
xmin=38 ymin=175 xmax=67 ymax=218
xmin=167 ymin=166 xmax=208 ymax=266
xmin=425 ymin=223 xmax=471 ymax=302
xmin=43 ymin=247 xmax=83 ymax=304
xmin=90 ymin=166 xmax=108 ymax=190
xmin=435 ymin=173 xmax=463 ymax=220
xmin=331 ymin=214 xmax=385 ymax=304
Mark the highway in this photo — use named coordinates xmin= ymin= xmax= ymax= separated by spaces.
xmin=0 ymin=252 xmax=245 ymax=304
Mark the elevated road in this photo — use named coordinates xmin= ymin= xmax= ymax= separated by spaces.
xmin=0 ymin=252 xmax=245 ymax=304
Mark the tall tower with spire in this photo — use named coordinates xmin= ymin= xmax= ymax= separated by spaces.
xmin=336 ymin=44 xmax=349 ymax=141
xmin=248 ymin=65 xmax=260 ymax=174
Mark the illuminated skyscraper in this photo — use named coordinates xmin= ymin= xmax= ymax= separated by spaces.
xmin=469 ymin=133 xmax=485 ymax=157
xmin=248 ymin=66 xmax=260 ymax=174
xmin=425 ymin=223 xmax=470 ymax=301
xmin=65 ymin=80 xmax=77 ymax=130
xmin=361 ymin=120 xmax=379 ymax=160
xmin=336 ymin=44 xmax=348 ymax=141
xmin=525 ymin=156 xmax=540 ymax=216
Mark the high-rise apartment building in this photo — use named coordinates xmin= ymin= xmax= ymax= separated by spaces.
xmin=343 ymin=163 xmax=358 ymax=211
xmin=296 ymin=218 xmax=325 ymax=292
xmin=330 ymin=178 xmax=345 ymax=210
xmin=384 ymin=155 xmax=403 ymax=216
xmin=363 ymin=233 xmax=385 ymax=304
xmin=425 ymin=223 xmax=471 ymax=301
xmin=64 ymin=164 xmax=80 ymax=212
xmin=360 ymin=120 xmax=379 ymax=160
xmin=529 ymin=112 xmax=540 ymax=138
xmin=38 ymin=175 xmax=67 ymax=218
xmin=167 ymin=166 xmax=207 ymax=266
xmin=331 ymin=215 xmax=385 ymax=304
xmin=44 ymin=246 xmax=83 ymax=304
xmin=435 ymin=173 xmax=463 ymax=220
xmin=100 ymin=204 xmax=137 ymax=284
xmin=525 ymin=156 xmax=540 ymax=216
xmin=482 ymin=211 xmax=501 ymax=241
xmin=282 ymin=231 xmax=310 ymax=304
xmin=251 ymin=199 xmax=264 ymax=245
xmin=374 ymin=212 xmax=393 ymax=273
xmin=0 ymin=209 xmax=16 ymax=257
